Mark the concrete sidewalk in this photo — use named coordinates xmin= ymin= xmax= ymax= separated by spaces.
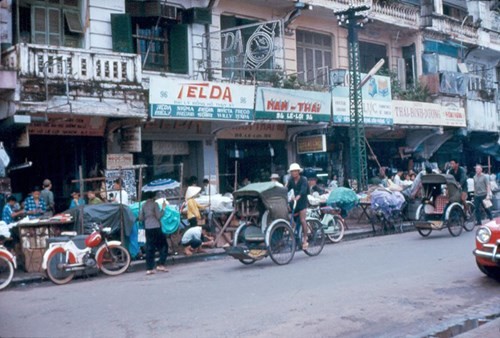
xmin=9 ymin=217 xmax=378 ymax=287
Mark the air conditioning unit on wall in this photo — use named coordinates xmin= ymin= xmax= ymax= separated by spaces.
xmin=162 ymin=5 xmax=178 ymax=20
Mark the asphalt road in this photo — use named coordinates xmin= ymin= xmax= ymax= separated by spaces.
xmin=1 ymin=230 xmax=499 ymax=338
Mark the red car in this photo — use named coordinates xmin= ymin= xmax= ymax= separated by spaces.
xmin=473 ymin=218 xmax=500 ymax=280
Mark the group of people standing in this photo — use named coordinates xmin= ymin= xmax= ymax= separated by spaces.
xmin=1 ymin=178 xmax=131 ymax=225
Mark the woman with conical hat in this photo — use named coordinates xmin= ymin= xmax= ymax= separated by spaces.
xmin=185 ymin=186 xmax=206 ymax=228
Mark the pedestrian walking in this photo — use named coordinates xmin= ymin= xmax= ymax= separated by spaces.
xmin=140 ymin=191 xmax=168 ymax=275
xmin=473 ymin=164 xmax=493 ymax=226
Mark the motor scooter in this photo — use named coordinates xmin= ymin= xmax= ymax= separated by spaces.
xmin=42 ymin=223 xmax=131 ymax=285
xmin=0 ymin=244 xmax=16 ymax=290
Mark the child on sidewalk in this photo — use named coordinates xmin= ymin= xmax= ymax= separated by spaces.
xmin=181 ymin=225 xmax=214 ymax=256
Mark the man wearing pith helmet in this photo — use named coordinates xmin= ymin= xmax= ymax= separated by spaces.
xmin=286 ymin=163 xmax=309 ymax=249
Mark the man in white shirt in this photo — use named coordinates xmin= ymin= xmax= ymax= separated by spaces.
xmin=108 ymin=178 xmax=129 ymax=205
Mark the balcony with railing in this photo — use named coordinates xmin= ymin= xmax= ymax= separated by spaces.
xmin=310 ymin=0 xmax=419 ymax=28
xmin=1 ymin=44 xmax=146 ymax=117
xmin=428 ymin=16 xmax=479 ymax=44
xmin=2 ymin=43 xmax=142 ymax=84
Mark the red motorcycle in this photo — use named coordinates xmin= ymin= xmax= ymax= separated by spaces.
xmin=42 ymin=223 xmax=130 ymax=285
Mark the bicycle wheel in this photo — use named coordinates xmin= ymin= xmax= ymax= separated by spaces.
xmin=326 ymin=215 xmax=345 ymax=243
xmin=463 ymin=201 xmax=475 ymax=232
xmin=0 ymin=256 xmax=14 ymax=290
xmin=304 ymin=219 xmax=325 ymax=257
xmin=267 ymin=222 xmax=296 ymax=265
xmin=46 ymin=251 xmax=75 ymax=285
xmin=98 ymin=245 xmax=131 ymax=276
xmin=447 ymin=206 xmax=464 ymax=237
xmin=416 ymin=207 xmax=432 ymax=237
xmin=239 ymin=258 xmax=256 ymax=265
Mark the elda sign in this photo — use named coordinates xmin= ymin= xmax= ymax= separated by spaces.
xmin=149 ymin=78 xmax=255 ymax=121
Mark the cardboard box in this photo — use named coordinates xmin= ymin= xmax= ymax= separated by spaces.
xmin=23 ymin=248 xmax=45 ymax=273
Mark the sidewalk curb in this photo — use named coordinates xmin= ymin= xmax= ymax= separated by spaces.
xmin=10 ymin=229 xmax=377 ymax=287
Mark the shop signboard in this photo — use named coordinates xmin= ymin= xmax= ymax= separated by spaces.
xmin=28 ymin=115 xmax=106 ymax=136
xmin=297 ymin=135 xmax=326 ymax=154
xmin=392 ymin=100 xmax=466 ymax=127
xmin=392 ymin=100 xmax=442 ymax=126
xmin=255 ymin=87 xmax=331 ymax=122
xmin=217 ymin=123 xmax=287 ymax=140
xmin=120 ymin=126 xmax=141 ymax=153
xmin=106 ymin=154 xmax=133 ymax=170
xmin=441 ymin=104 xmax=466 ymax=127
xmin=149 ymin=78 xmax=255 ymax=121
xmin=331 ymin=73 xmax=393 ymax=125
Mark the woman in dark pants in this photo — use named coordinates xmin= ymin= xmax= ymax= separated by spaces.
xmin=140 ymin=191 xmax=168 ymax=275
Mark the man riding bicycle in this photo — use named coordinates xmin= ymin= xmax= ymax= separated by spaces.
xmin=446 ymin=159 xmax=469 ymax=215
xmin=286 ymin=163 xmax=309 ymax=249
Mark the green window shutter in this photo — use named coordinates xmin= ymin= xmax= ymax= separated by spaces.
xmin=168 ymin=24 xmax=188 ymax=74
xmin=111 ymin=14 xmax=133 ymax=53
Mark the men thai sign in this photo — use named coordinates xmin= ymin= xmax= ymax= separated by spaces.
xmin=255 ymin=87 xmax=331 ymax=122
xmin=149 ymin=78 xmax=255 ymax=121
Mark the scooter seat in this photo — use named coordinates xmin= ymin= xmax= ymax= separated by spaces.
xmin=72 ymin=235 xmax=88 ymax=249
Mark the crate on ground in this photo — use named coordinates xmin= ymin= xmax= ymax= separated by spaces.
xmin=23 ymin=248 xmax=44 ymax=273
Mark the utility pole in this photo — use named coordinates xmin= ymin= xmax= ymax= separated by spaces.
xmin=335 ymin=4 xmax=370 ymax=192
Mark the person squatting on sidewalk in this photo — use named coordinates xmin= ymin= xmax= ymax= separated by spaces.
xmin=140 ymin=191 xmax=169 ymax=275
xmin=181 ymin=225 xmax=214 ymax=256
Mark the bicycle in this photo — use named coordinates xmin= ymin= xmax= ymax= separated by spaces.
xmin=307 ymin=205 xmax=345 ymax=243
xmin=292 ymin=203 xmax=326 ymax=256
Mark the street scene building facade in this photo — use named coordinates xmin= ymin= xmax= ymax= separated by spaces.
xmin=0 ymin=0 xmax=499 ymax=207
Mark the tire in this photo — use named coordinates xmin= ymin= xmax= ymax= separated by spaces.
xmin=326 ymin=215 xmax=345 ymax=243
xmin=0 ymin=256 xmax=14 ymax=290
xmin=416 ymin=207 xmax=432 ymax=237
xmin=304 ymin=219 xmax=325 ymax=257
xmin=476 ymin=260 xmax=500 ymax=280
xmin=238 ymin=259 xmax=256 ymax=265
xmin=267 ymin=222 xmax=296 ymax=265
xmin=463 ymin=201 xmax=475 ymax=232
xmin=99 ymin=245 xmax=131 ymax=276
xmin=46 ymin=251 xmax=75 ymax=285
xmin=447 ymin=206 xmax=464 ymax=237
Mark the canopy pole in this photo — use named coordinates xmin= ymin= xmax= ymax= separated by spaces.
xmin=234 ymin=161 xmax=238 ymax=192
xmin=78 ymin=166 xmax=84 ymax=234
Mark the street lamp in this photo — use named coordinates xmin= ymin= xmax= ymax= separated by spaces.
xmin=335 ymin=4 xmax=370 ymax=192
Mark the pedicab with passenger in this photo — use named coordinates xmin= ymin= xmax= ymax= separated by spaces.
xmin=226 ymin=182 xmax=325 ymax=265
xmin=414 ymin=174 xmax=475 ymax=237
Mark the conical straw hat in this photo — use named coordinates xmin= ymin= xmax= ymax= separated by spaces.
xmin=185 ymin=186 xmax=202 ymax=199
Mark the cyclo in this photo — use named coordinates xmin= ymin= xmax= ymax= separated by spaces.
xmin=226 ymin=182 xmax=325 ymax=265
xmin=414 ymin=173 xmax=475 ymax=237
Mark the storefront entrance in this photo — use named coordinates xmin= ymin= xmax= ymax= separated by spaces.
xmin=217 ymin=139 xmax=287 ymax=193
